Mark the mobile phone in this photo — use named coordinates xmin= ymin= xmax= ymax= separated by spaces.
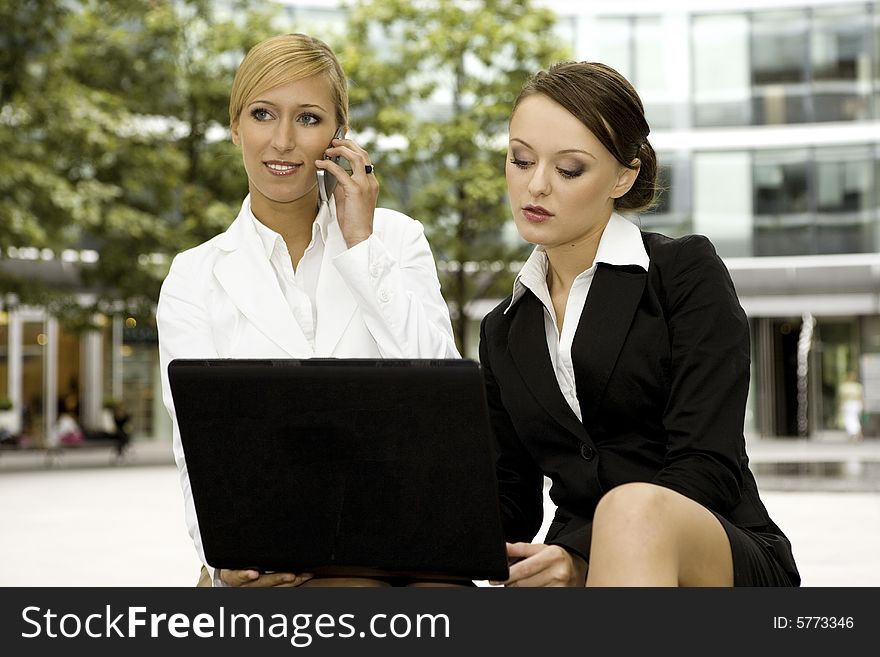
xmin=317 ymin=127 xmax=347 ymax=205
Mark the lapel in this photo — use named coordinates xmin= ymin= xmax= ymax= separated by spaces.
xmin=212 ymin=202 xmax=315 ymax=357
xmin=507 ymin=291 xmax=587 ymax=441
xmin=571 ymin=264 xmax=646 ymax=425
xmin=314 ymin=203 xmax=358 ymax=355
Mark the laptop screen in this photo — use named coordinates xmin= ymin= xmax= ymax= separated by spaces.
xmin=168 ymin=358 xmax=509 ymax=582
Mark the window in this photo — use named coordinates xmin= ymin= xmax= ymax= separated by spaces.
xmin=639 ymin=152 xmax=692 ymax=237
xmin=745 ymin=5 xmax=875 ymax=124
xmin=814 ymin=146 xmax=874 ymax=253
xmin=751 ymin=11 xmax=808 ymax=85
xmin=633 ymin=16 xmax=675 ymax=129
xmin=751 ymin=10 xmax=809 ymax=124
xmin=692 ymin=14 xmax=751 ymax=126
xmin=752 ymin=146 xmax=878 ymax=255
xmin=815 ymin=147 xmax=871 ymax=213
xmin=552 ymin=13 xmax=578 ymax=54
xmin=693 ymin=151 xmax=752 ymax=256
xmin=873 ymin=3 xmax=880 ymax=119
xmin=121 ymin=322 xmax=159 ymax=438
xmin=876 ymin=142 xmax=880 ymax=251
xmin=754 ymin=149 xmax=810 ymax=215
xmin=594 ymin=17 xmax=632 ymax=81
xmin=753 ymin=149 xmax=812 ymax=255
xmin=811 ymin=5 xmax=872 ymax=121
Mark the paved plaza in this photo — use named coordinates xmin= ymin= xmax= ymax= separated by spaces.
xmin=0 ymin=446 xmax=877 ymax=587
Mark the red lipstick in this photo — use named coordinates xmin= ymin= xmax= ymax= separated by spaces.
xmin=522 ymin=204 xmax=553 ymax=223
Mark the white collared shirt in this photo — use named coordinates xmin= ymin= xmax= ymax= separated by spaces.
xmin=505 ymin=213 xmax=650 ymax=421
xmin=250 ymin=204 xmax=334 ymax=350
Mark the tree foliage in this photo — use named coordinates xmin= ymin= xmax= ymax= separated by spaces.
xmin=341 ymin=0 xmax=567 ymax=354
xmin=0 ymin=0 xmax=277 ymax=327
xmin=1 ymin=0 xmax=567 ymax=351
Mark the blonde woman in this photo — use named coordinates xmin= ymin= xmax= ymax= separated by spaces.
xmin=157 ymin=34 xmax=458 ymax=587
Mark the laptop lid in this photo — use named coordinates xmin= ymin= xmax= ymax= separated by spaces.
xmin=168 ymin=358 xmax=509 ymax=582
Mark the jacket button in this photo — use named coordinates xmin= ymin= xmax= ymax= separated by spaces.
xmin=580 ymin=444 xmax=595 ymax=461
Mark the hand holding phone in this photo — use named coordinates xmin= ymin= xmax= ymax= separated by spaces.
xmin=315 ymin=129 xmax=379 ymax=248
xmin=317 ymin=127 xmax=347 ymax=205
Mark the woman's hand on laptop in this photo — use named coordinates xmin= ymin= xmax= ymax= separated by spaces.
xmin=219 ymin=569 xmax=314 ymax=587
xmin=490 ymin=542 xmax=587 ymax=587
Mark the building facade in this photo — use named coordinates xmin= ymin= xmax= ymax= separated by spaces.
xmin=2 ymin=0 xmax=877 ymax=444
xmin=0 ymin=271 xmax=169 ymax=448
xmin=544 ymin=0 xmax=880 ymax=437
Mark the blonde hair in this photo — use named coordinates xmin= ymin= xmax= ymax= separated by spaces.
xmin=228 ymin=33 xmax=348 ymax=129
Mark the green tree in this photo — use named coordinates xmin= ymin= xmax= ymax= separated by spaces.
xmin=342 ymin=0 xmax=567 ymax=355
xmin=0 ymin=0 xmax=277 ymax=327
xmin=0 ymin=0 xmax=114 ymax=323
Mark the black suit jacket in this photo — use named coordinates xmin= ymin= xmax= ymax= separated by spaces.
xmin=479 ymin=232 xmax=799 ymax=583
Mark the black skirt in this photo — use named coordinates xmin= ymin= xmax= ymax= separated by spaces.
xmin=712 ymin=512 xmax=801 ymax=587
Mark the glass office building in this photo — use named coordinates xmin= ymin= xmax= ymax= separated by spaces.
xmin=549 ymin=0 xmax=880 ymax=437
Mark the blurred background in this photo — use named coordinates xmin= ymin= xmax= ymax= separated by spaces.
xmin=1 ymin=0 xmax=879 ymax=585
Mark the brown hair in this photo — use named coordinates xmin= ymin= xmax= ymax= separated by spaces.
xmin=229 ymin=33 xmax=348 ymax=130
xmin=513 ymin=61 xmax=658 ymax=212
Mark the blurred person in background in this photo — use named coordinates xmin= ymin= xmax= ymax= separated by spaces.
xmin=479 ymin=61 xmax=800 ymax=587
xmin=112 ymin=400 xmax=132 ymax=460
xmin=839 ymin=371 xmax=864 ymax=442
xmin=52 ymin=393 xmax=84 ymax=448
xmin=157 ymin=33 xmax=458 ymax=588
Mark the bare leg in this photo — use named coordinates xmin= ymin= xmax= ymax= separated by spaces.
xmin=404 ymin=581 xmax=471 ymax=587
xmin=586 ymin=482 xmax=733 ymax=587
xmin=301 ymin=577 xmax=392 ymax=587
xmin=196 ymin=567 xmax=389 ymax=587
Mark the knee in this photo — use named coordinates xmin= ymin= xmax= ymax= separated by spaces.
xmin=593 ymin=482 xmax=670 ymax=533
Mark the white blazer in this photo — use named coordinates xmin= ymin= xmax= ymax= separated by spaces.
xmin=157 ymin=196 xmax=459 ymax=583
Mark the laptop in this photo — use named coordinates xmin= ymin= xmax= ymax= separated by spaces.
xmin=167 ymin=358 xmax=510 ymax=582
